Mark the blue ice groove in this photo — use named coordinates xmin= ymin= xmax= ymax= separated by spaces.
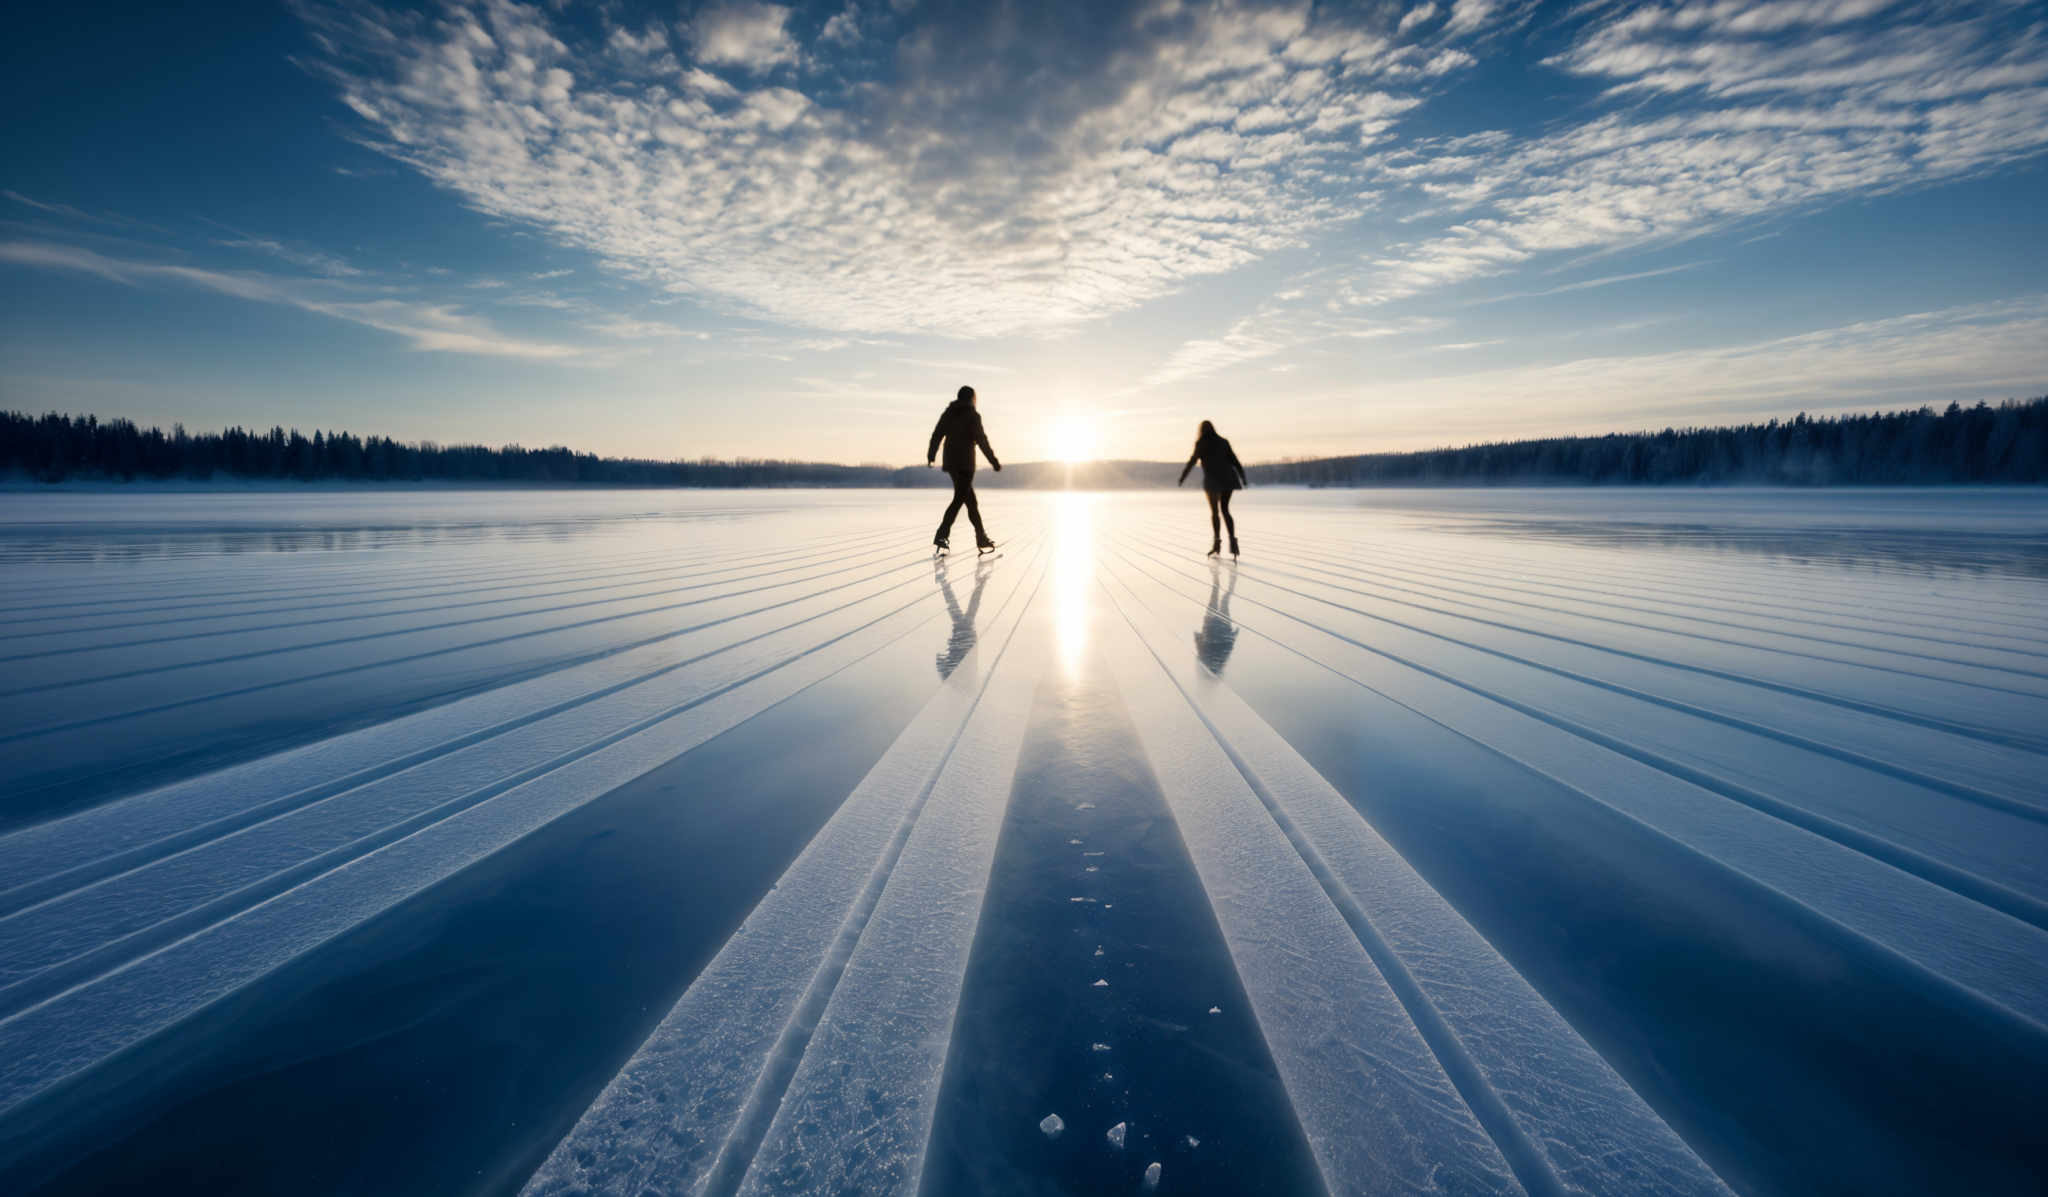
xmin=1111 ymin=546 xmax=2048 ymax=1031
xmin=0 ymin=577 xmax=948 ymax=1008
xmin=0 ymin=558 xmax=953 ymax=908
xmin=1100 ymin=563 xmax=1732 ymax=1195
xmin=0 ymin=591 xmax=940 ymax=1116
xmin=1095 ymin=597 xmax=1524 ymax=1196
xmin=525 ymin=551 xmax=1046 ymax=1197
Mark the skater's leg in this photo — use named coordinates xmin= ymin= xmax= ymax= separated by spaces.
xmin=936 ymin=484 xmax=965 ymax=544
xmin=1220 ymin=490 xmax=1236 ymax=538
xmin=1205 ymin=490 xmax=1222 ymax=552
xmin=961 ymin=477 xmax=992 ymax=545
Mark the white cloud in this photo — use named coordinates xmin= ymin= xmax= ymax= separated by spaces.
xmin=0 ymin=240 xmax=580 ymax=360
xmin=216 ymin=237 xmax=363 ymax=277
xmin=298 ymin=0 xmax=1462 ymax=337
xmin=686 ymin=3 xmax=798 ymax=69
xmin=1346 ymin=0 xmax=2048 ymax=304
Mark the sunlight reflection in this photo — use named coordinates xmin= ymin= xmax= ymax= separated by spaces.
xmin=1052 ymin=492 xmax=1095 ymax=679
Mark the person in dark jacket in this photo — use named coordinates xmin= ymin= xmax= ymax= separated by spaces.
xmin=1177 ymin=419 xmax=1246 ymax=557
xmin=927 ymin=384 xmax=1001 ymax=552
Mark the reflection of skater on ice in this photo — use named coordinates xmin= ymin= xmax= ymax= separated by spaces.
xmin=934 ymin=554 xmax=992 ymax=680
xmin=1194 ymin=561 xmax=1238 ymax=675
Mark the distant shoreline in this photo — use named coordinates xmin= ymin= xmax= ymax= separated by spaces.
xmin=6 ymin=398 xmax=2043 ymax=488
xmin=6 ymin=474 xmax=2045 ymax=494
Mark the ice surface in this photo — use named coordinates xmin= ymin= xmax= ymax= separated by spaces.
xmin=1 ymin=487 xmax=2041 ymax=1194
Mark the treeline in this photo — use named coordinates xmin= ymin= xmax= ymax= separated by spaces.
xmin=0 ymin=412 xmax=894 ymax=486
xmin=1251 ymin=398 xmax=2048 ymax=487
xmin=6 ymin=398 xmax=2045 ymax=488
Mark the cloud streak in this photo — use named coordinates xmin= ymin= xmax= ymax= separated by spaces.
xmin=0 ymin=240 xmax=579 ymax=360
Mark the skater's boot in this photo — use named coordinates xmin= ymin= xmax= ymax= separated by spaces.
xmin=1207 ymin=538 xmax=1221 ymax=557
xmin=976 ymin=536 xmax=998 ymax=554
xmin=1229 ymin=535 xmax=1240 ymax=558
xmin=933 ymin=536 xmax=949 ymax=555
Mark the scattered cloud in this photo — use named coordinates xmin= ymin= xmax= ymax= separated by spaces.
xmin=685 ymin=3 xmax=798 ymax=70
xmin=296 ymin=0 xmax=1493 ymax=337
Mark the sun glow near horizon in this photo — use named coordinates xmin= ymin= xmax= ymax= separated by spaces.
xmin=1047 ymin=413 xmax=1102 ymax=464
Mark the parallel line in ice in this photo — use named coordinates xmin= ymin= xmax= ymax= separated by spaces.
xmin=722 ymin=572 xmax=1049 ymax=1197
xmin=0 ymin=529 xmax=915 ymax=657
xmin=0 ymin=575 xmax=942 ymax=1116
xmin=0 ymin=550 xmax=940 ymax=743
xmin=1240 ymin=527 xmax=2048 ymax=671
xmin=523 ymin=546 xmax=1047 ymax=1197
xmin=0 ymin=575 xmax=951 ymax=1017
xmin=1130 ymin=519 xmax=2048 ymax=699
xmin=0 ymin=552 xmax=1015 ymax=949
xmin=0 ymin=542 xmax=931 ymax=698
xmin=1123 ymin=535 xmax=2046 ymax=820
xmin=1094 ymin=573 xmax=1524 ymax=1196
xmin=0 ymin=523 xmax=906 ymax=625
xmin=0 ymin=535 xmax=1035 ymax=910
xmin=1099 ymin=560 xmax=1731 ymax=1196
xmin=1111 ymin=541 xmax=2048 ymax=928
xmin=1231 ymin=518 xmax=2048 ymax=636
xmin=1106 ymin=546 xmax=2048 ymax=1030
xmin=1117 ymin=533 xmax=2047 ymax=754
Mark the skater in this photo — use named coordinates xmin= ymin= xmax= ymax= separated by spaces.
xmin=928 ymin=384 xmax=1002 ymax=553
xmin=1177 ymin=419 xmax=1246 ymax=557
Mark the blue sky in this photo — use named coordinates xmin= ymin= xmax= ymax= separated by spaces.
xmin=2 ymin=0 xmax=2044 ymax=464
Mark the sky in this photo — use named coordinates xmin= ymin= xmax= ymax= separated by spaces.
xmin=2 ymin=0 xmax=2045 ymax=466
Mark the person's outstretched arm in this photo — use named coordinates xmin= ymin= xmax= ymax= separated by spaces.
xmin=1178 ymin=451 xmax=1197 ymax=486
xmin=976 ymin=415 xmax=1000 ymax=470
xmin=927 ymin=412 xmax=946 ymax=466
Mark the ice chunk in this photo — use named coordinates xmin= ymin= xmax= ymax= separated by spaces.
xmin=1106 ymin=1121 xmax=1127 ymax=1150
xmin=1040 ymin=1113 xmax=1065 ymax=1140
xmin=1185 ymin=1135 xmax=1200 ymax=1149
xmin=1143 ymin=1161 xmax=1162 ymax=1190
xmin=1091 ymin=1042 xmax=1111 ymax=1052
xmin=1206 ymin=1006 xmax=1220 ymax=1015
xmin=1092 ymin=978 xmax=1109 ymax=988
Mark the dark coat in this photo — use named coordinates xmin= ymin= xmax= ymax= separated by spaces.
xmin=1180 ymin=433 xmax=1246 ymax=493
xmin=928 ymin=398 xmax=999 ymax=475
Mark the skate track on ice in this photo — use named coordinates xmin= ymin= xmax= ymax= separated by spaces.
xmin=1 ymin=488 xmax=2044 ymax=1195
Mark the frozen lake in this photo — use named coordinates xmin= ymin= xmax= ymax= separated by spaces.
xmin=0 ymin=486 xmax=2044 ymax=1195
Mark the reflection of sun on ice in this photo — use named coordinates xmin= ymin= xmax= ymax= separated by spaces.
xmin=1053 ymin=493 xmax=1094 ymax=679
xmin=1049 ymin=415 xmax=1100 ymax=464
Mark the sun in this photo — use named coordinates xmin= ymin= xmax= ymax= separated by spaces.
xmin=1049 ymin=414 xmax=1101 ymax=464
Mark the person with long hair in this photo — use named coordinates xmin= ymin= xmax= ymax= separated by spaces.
xmin=1177 ymin=419 xmax=1246 ymax=557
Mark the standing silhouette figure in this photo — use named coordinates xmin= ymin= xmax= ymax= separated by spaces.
xmin=1177 ymin=419 xmax=1247 ymax=557
xmin=928 ymin=384 xmax=1001 ymax=553
xmin=1194 ymin=561 xmax=1239 ymax=675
